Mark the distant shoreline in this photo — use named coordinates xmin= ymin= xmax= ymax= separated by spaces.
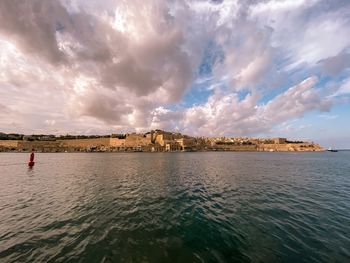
xmin=0 ymin=130 xmax=325 ymax=153
xmin=0 ymin=149 xmax=328 ymax=153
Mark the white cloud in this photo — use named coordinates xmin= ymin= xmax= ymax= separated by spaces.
xmin=153 ymin=76 xmax=331 ymax=137
xmin=0 ymin=0 xmax=199 ymax=131
xmin=318 ymin=114 xmax=338 ymax=120
xmin=0 ymin=0 xmax=347 ymax=136
xmin=333 ymin=77 xmax=350 ymax=96
xmin=45 ymin=120 xmax=56 ymax=126
xmin=318 ymin=52 xmax=350 ymax=76
xmin=250 ymin=0 xmax=350 ymax=71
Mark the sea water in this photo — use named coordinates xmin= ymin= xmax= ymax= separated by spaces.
xmin=0 ymin=152 xmax=349 ymax=262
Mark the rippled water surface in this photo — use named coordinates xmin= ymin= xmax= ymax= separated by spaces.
xmin=1 ymin=152 xmax=350 ymax=262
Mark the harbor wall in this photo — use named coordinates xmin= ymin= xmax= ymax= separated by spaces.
xmin=17 ymin=141 xmax=62 ymax=151
xmin=14 ymin=138 xmax=111 ymax=152
xmin=59 ymin=138 xmax=111 ymax=148
xmin=257 ymin=143 xmax=324 ymax=152
xmin=213 ymin=144 xmax=258 ymax=151
xmin=0 ymin=140 xmax=19 ymax=148
xmin=110 ymin=138 xmax=126 ymax=147
xmin=0 ymin=139 xmax=325 ymax=152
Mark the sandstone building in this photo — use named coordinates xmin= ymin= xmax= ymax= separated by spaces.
xmin=0 ymin=130 xmax=324 ymax=152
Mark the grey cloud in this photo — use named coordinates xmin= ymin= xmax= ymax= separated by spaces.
xmin=0 ymin=0 xmax=68 ymax=64
xmin=100 ymin=55 xmax=163 ymax=96
xmin=0 ymin=0 xmax=199 ymax=129
xmin=1 ymin=0 xmax=195 ymax=100
xmin=79 ymin=95 xmax=133 ymax=125
xmin=319 ymin=53 xmax=350 ymax=76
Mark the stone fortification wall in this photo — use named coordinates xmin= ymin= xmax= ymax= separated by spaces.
xmin=154 ymin=132 xmax=182 ymax=146
xmin=213 ymin=144 xmax=257 ymax=151
xmin=59 ymin=138 xmax=111 ymax=148
xmin=110 ymin=136 xmax=152 ymax=148
xmin=0 ymin=140 xmax=19 ymax=148
xmin=176 ymin=138 xmax=196 ymax=147
xmin=1 ymin=138 xmax=325 ymax=152
xmin=258 ymin=143 xmax=324 ymax=152
xmin=16 ymin=138 xmax=111 ymax=152
xmin=125 ymin=135 xmax=151 ymax=147
xmin=17 ymin=141 xmax=61 ymax=151
xmin=110 ymin=138 xmax=126 ymax=147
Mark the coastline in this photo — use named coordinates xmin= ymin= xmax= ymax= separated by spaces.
xmin=0 ymin=143 xmax=325 ymax=153
xmin=0 ymin=130 xmax=324 ymax=153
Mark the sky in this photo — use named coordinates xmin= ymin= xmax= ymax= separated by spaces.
xmin=0 ymin=0 xmax=350 ymax=148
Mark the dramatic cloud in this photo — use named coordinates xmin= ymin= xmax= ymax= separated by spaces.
xmin=0 ymin=0 xmax=349 ymax=137
xmin=168 ymin=76 xmax=331 ymax=136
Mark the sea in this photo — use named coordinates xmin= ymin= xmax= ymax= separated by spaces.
xmin=0 ymin=152 xmax=349 ymax=263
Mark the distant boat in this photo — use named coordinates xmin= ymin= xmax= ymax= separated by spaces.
xmin=327 ymin=147 xmax=338 ymax=152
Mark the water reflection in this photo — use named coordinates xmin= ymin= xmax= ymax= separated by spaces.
xmin=0 ymin=152 xmax=350 ymax=262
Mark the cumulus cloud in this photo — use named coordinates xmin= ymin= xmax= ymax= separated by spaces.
xmin=259 ymin=77 xmax=331 ymax=124
xmin=0 ymin=0 xmax=68 ymax=64
xmin=0 ymin=0 xmax=197 ymax=126
xmin=178 ymin=76 xmax=331 ymax=136
xmin=0 ymin=0 xmax=348 ymax=136
xmin=216 ymin=15 xmax=275 ymax=90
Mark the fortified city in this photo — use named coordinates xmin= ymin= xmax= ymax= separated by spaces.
xmin=0 ymin=130 xmax=324 ymax=152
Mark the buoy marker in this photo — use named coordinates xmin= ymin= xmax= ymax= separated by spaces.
xmin=28 ymin=149 xmax=35 ymax=167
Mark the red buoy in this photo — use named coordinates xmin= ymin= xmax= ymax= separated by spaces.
xmin=28 ymin=150 xmax=35 ymax=167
